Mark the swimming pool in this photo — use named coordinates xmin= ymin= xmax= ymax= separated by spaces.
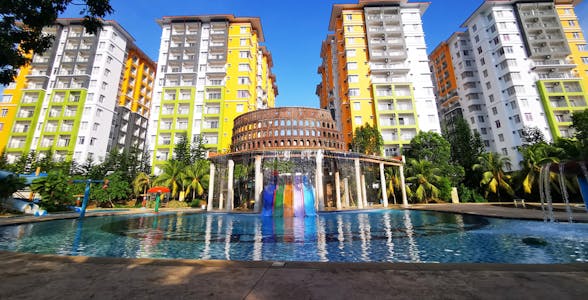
xmin=0 ymin=210 xmax=586 ymax=263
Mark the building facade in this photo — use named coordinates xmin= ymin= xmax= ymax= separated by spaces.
xmin=317 ymin=0 xmax=441 ymax=157
xmin=149 ymin=15 xmax=277 ymax=174
xmin=429 ymin=0 xmax=588 ymax=169
xmin=0 ymin=19 xmax=155 ymax=164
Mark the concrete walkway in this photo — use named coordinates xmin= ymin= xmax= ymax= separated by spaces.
xmin=0 ymin=205 xmax=587 ymax=299
xmin=0 ymin=251 xmax=586 ymax=300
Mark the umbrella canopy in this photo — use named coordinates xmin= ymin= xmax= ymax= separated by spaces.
xmin=147 ymin=186 xmax=170 ymax=193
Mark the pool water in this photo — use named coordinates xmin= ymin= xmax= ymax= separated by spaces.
xmin=0 ymin=210 xmax=586 ymax=263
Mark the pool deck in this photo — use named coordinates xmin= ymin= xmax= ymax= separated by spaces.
xmin=0 ymin=205 xmax=587 ymax=299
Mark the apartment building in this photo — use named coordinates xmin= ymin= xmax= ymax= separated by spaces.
xmin=149 ymin=15 xmax=277 ymax=173
xmin=317 ymin=0 xmax=441 ymax=157
xmin=0 ymin=19 xmax=156 ymax=164
xmin=429 ymin=0 xmax=588 ymax=170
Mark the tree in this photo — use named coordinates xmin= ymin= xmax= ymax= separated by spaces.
xmin=521 ymin=127 xmax=546 ymax=146
xmin=405 ymin=158 xmax=442 ymax=203
xmin=92 ymin=171 xmax=131 ymax=207
xmin=445 ymin=118 xmax=485 ymax=187
xmin=132 ymin=172 xmax=151 ymax=198
xmin=384 ymin=167 xmax=400 ymax=204
xmin=233 ymin=162 xmax=251 ymax=207
xmin=192 ymin=134 xmax=208 ymax=161
xmin=30 ymin=169 xmax=71 ymax=211
xmin=154 ymin=160 xmax=184 ymax=199
xmin=472 ymin=152 xmax=514 ymax=201
xmin=0 ymin=149 xmax=8 ymax=170
xmin=173 ymin=135 xmax=193 ymax=166
xmin=407 ymin=131 xmax=464 ymax=186
xmin=518 ymin=143 xmax=562 ymax=195
xmin=350 ymin=123 xmax=384 ymax=156
xmin=1 ymin=0 xmax=113 ymax=84
xmin=182 ymin=160 xmax=209 ymax=202
xmin=0 ymin=172 xmax=26 ymax=199
xmin=571 ymin=109 xmax=588 ymax=159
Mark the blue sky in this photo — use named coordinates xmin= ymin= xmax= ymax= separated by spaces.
xmin=57 ymin=0 xmax=587 ymax=108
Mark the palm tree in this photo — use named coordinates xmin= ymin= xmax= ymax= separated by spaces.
xmin=518 ymin=143 xmax=562 ymax=195
xmin=384 ymin=167 xmax=400 ymax=204
xmin=472 ymin=152 xmax=514 ymax=200
xmin=405 ymin=159 xmax=442 ymax=204
xmin=132 ymin=172 xmax=151 ymax=199
xmin=182 ymin=160 xmax=210 ymax=202
xmin=154 ymin=160 xmax=184 ymax=200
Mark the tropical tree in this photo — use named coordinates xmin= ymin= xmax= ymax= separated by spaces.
xmin=571 ymin=109 xmax=588 ymax=159
xmin=472 ymin=152 xmax=514 ymax=200
xmin=405 ymin=158 xmax=442 ymax=203
xmin=1 ymin=0 xmax=113 ymax=84
xmin=518 ymin=143 xmax=562 ymax=195
xmin=0 ymin=172 xmax=26 ymax=199
xmin=30 ymin=169 xmax=72 ymax=211
xmin=233 ymin=162 xmax=251 ymax=207
xmin=133 ymin=172 xmax=151 ymax=198
xmin=182 ymin=160 xmax=210 ymax=202
xmin=92 ymin=171 xmax=131 ymax=207
xmin=154 ymin=160 xmax=184 ymax=199
xmin=444 ymin=118 xmax=485 ymax=187
xmin=384 ymin=167 xmax=400 ymax=204
xmin=350 ymin=123 xmax=384 ymax=156
xmin=407 ymin=131 xmax=464 ymax=186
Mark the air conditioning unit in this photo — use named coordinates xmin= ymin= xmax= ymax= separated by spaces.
xmin=384 ymin=58 xmax=389 ymax=63
xmin=532 ymin=17 xmax=539 ymax=22
xmin=386 ymin=72 xmax=391 ymax=76
xmin=545 ymin=55 xmax=551 ymax=59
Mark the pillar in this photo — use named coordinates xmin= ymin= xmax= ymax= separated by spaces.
xmin=226 ymin=159 xmax=234 ymax=211
xmin=380 ymin=163 xmax=388 ymax=207
xmin=400 ymin=163 xmax=408 ymax=207
xmin=335 ymin=171 xmax=342 ymax=210
xmin=316 ymin=150 xmax=324 ymax=210
xmin=207 ymin=163 xmax=215 ymax=211
xmin=254 ymin=155 xmax=263 ymax=213
xmin=354 ymin=158 xmax=363 ymax=209
xmin=361 ymin=174 xmax=368 ymax=208
xmin=343 ymin=178 xmax=350 ymax=208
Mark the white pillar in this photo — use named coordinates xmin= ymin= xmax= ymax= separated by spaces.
xmin=380 ymin=163 xmax=388 ymax=207
xmin=226 ymin=159 xmax=234 ymax=211
xmin=400 ymin=164 xmax=408 ymax=207
xmin=354 ymin=158 xmax=363 ymax=209
xmin=361 ymin=174 xmax=368 ymax=208
xmin=343 ymin=178 xmax=350 ymax=208
xmin=335 ymin=171 xmax=342 ymax=210
xmin=316 ymin=150 xmax=324 ymax=210
xmin=254 ymin=156 xmax=263 ymax=213
xmin=207 ymin=163 xmax=215 ymax=210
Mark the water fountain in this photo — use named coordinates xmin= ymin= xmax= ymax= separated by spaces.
xmin=206 ymin=107 xmax=405 ymax=215
xmin=539 ymin=161 xmax=588 ymax=223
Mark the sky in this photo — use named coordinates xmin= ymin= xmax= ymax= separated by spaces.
xmin=59 ymin=0 xmax=588 ymax=108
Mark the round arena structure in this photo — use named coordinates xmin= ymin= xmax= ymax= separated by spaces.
xmin=207 ymin=107 xmax=407 ymax=214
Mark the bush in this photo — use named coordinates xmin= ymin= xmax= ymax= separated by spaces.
xmin=458 ymin=184 xmax=486 ymax=203
xmin=166 ymin=200 xmax=189 ymax=208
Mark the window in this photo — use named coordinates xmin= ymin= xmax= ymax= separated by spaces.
xmin=96 ymin=108 xmax=102 ymax=117
xmin=347 ymin=26 xmax=353 ymax=32
xmin=480 ymin=58 xmax=485 ymax=65
xmin=495 ymin=120 xmax=501 ymax=128
xmin=106 ymin=56 xmax=112 ymax=64
xmin=1 ymin=109 xmax=8 ymax=117
xmin=577 ymin=44 xmax=586 ymax=51
xmin=354 ymin=116 xmax=362 ymax=125
xmin=568 ymin=20 xmax=576 ymax=27
xmin=470 ymin=117 xmax=475 ymax=124
xmin=492 ymin=107 xmax=498 ymax=115
xmin=104 ymin=68 xmax=110 ymax=76
xmin=524 ymin=113 xmax=533 ymax=121
xmin=78 ymin=136 xmax=85 ymax=145
xmin=474 ymin=35 xmax=480 ymax=43
xmin=238 ymin=64 xmax=250 ymax=71
xmin=477 ymin=46 xmax=482 ymax=54
xmin=347 ymin=37 xmax=355 ymax=44
xmin=582 ymin=57 xmax=588 ymax=64
xmin=237 ymin=90 xmax=250 ymax=98
xmin=573 ymin=32 xmax=581 ymax=39
xmin=481 ymin=128 xmax=487 ymax=134
xmin=99 ymin=95 xmax=105 ymax=103
xmin=498 ymin=134 xmax=504 ymax=142
xmin=240 ymin=26 xmax=247 ymax=33
xmin=486 ymin=82 xmax=492 ymax=89
xmin=483 ymin=70 xmax=488 ymax=78
xmin=347 ymin=62 xmax=357 ymax=70
xmin=478 ymin=116 xmax=485 ymax=122
xmin=236 ymin=104 xmax=244 ymax=112
xmin=346 ymin=14 xmax=352 ymax=21
xmin=348 ymin=75 xmax=359 ymax=83
xmin=101 ymin=81 xmax=108 ymax=90
xmin=353 ymin=102 xmax=360 ymax=110
xmin=472 ymin=24 xmax=477 ymax=32
xmin=90 ymin=138 xmax=96 ymax=146
xmin=502 ymin=148 xmax=508 ymax=155
xmin=1 ymin=95 xmax=12 ymax=103
xmin=348 ymin=88 xmax=360 ymax=97
xmin=346 ymin=49 xmax=356 ymax=57
xmin=239 ymin=51 xmax=250 ymax=59
xmin=514 ymin=114 xmax=521 ymax=123
xmin=240 ymin=38 xmax=247 ymax=46
xmin=92 ymin=122 xmax=99 ymax=131
xmin=238 ymin=77 xmax=250 ymax=84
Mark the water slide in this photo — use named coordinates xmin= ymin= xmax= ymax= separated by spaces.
xmin=274 ymin=183 xmax=285 ymax=217
xmin=283 ymin=182 xmax=294 ymax=217
xmin=293 ymin=175 xmax=305 ymax=217
xmin=2 ymin=198 xmax=47 ymax=216
xmin=261 ymin=183 xmax=276 ymax=217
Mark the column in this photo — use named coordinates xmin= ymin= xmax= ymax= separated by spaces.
xmin=400 ymin=164 xmax=408 ymax=207
xmin=380 ymin=163 xmax=388 ymax=207
xmin=361 ymin=174 xmax=368 ymax=208
xmin=343 ymin=178 xmax=350 ymax=208
xmin=335 ymin=171 xmax=342 ymax=210
xmin=207 ymin=163 xmax=215 ymax=210
xmin=354 ymin=158 xmax=363 ymax=208
xmin=254 ymin=155 xmax=263 ymax=213
xmin=226 ymin=159 xmax=234 ymax=211
xmin=316 ymin=150 xmax=324 ymax=210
